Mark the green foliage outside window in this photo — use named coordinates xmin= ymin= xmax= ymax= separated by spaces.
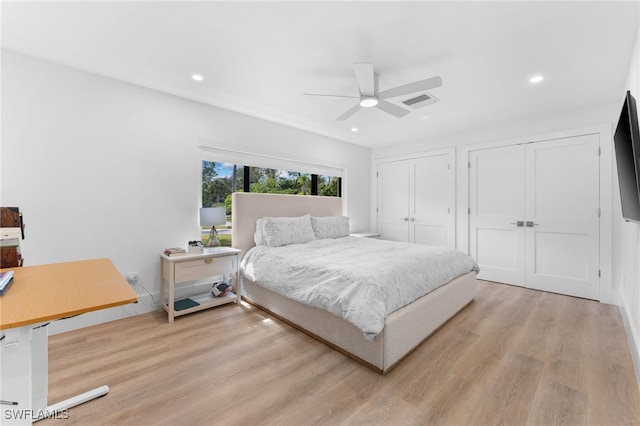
xmin=202 ymin=161 xmax=340 ymax=246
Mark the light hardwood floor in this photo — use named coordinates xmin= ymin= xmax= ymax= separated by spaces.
xmin=41 ymin=281 xmax=639 ymax=425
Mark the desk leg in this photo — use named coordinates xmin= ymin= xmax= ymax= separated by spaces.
xmin=42 ymin=386 xmax=109 ymax=418
xmin=0 ymin=327 xmax=32 ymax=426
xmin=1 ymin=330 xmax=111 ymax=424
xmin=33 ymin=324 xmax=109 ymax=422
xmin=31 ymin=325 xmax=47 ymax=414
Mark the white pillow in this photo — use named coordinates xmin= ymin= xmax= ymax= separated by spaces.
xmin=254 ymin=218 xmax=265 ymax=246
xmin=262 ymin=214 xmax=317 ymax=247
xmin=311 ymin=216 xmax=350 ymax=239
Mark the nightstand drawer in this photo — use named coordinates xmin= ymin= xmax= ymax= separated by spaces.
xmin=174 ymin=255 xmax=235 ymax=282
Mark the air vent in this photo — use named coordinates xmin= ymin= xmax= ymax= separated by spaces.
xmin=401 ymin=92 xmax=439 ymax=109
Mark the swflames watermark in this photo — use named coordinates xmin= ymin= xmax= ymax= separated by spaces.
xmin=3 ymin=408 xmax=70 ymax=421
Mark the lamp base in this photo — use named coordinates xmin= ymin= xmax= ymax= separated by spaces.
xmin=206 ymin=226 xmax=221 ymax=248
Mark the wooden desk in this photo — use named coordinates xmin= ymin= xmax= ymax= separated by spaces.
xmin=0 ymin=259 xmax=137 ymax=424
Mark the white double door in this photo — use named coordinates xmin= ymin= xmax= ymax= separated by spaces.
xmin=378 ymin=151 xmax=454 ymax=247
xmin=469 ymin=134 xmax=600 ymax=300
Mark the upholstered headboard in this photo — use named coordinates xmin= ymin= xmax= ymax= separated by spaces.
xmin=232 ymin=192 xmax=343 ymax=258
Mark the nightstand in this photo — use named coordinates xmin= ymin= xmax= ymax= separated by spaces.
xmin=350 ymin=232 xmax=381 ymax=239
xmin=159 ymin=247 xmax=241 ymax=322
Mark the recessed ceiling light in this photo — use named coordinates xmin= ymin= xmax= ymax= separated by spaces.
xmin=420 ymin=116 xmax=431 ymax=120
xmin=351 ymin=127 xmax=358 ymax=132
xmin=529 ymin=75 xmax=544 ymax=84
xmin=191 ymin=74 xmax=204 ymax=82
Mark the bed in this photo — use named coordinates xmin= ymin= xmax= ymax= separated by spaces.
xmin=232 ymin=192 xmax=477 ymax=374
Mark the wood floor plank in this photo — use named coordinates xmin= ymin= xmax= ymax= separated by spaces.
xmin=526 ymin=378 xmax=588 ymax=426
xmin=468 ymin=352 xmax=545 ymax=425
xmin=583 ymin=300 xmax=640 ymax=425
xmin=38 ymin=282 xmax=640 ymax=426
xmin=401 ymin=328 xmax=479 ymax=406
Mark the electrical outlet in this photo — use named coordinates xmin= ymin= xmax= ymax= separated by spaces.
xmin=126 ymin=272 xmax=139 ymax=286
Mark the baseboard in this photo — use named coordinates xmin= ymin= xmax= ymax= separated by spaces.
xmin=619 ymin=299 xmax=640 ymax=386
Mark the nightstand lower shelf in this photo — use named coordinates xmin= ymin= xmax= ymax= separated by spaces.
xmin=161 ymin=292 xmax=238 ymax=318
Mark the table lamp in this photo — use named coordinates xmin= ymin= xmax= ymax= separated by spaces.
xmin=199 ymin=207 xmax=226 ymax=247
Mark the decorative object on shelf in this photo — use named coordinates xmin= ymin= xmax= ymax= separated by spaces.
xmin=1 ymin=207 xmax=25 ymax=268
xmin=212 ymin=282 xmax=232 ymax=297
xmin=199 ymin=207 xmax=226 ymax=248
xmin=188 ymin=240 xmax=204 ymax=254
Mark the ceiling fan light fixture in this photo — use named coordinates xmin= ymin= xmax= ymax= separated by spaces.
xmin=360 ymin=97 xmax=378 ymax=108
xmin=529 ymin=75 xmax=544 ymax=84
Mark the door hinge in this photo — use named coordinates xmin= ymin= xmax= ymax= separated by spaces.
xmin=598 ymin=208 xmax=601 ymax=218
xmin=448 ymin=163 xmax=451 ymax=170
xmin=468 ymin=161 xmax=471 ymax=169
xmin=376 ymin=171 xmax=379 ymax=178
xmin=468 ymin=207 xmax=471 ymax=215
xmin=598 ymin=270 xmax=601 ymax=278
xmin=598 ymin=146 xmax=601 ymax=156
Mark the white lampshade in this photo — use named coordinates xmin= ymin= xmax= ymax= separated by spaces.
xmin=199 ymin=207 xmax=226 ymax=226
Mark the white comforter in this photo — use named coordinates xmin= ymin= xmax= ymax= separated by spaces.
xmin=241 ymin=236 xmax=479 ymax=341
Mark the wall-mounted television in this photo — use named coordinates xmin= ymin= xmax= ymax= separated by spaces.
xmin=614 ymin=90 xmax=640 ymax=224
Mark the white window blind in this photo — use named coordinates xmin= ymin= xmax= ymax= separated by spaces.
xmin=199 ymin=145 xmax=344 ymax=177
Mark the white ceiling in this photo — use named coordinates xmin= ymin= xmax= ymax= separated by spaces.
xmin=2 ymin=1 xmax=639 ymax=148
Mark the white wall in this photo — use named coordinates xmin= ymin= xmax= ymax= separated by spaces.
xmin=0 ymin=51 xmax=371 ymax=333
xmin=373 ymin=102 xmax=619 ymax=160
xmin=614 ymin=24 xmax=640 ymax=382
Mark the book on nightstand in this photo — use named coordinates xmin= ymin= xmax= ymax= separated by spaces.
xmin=164 ymin=247 xmax=187 ymax=256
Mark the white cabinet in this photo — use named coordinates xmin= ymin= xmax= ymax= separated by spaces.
xmin=160 ymin=248 xmax=240 ymax=322
xmin=377 ymin=149 xmax=455 ymax=247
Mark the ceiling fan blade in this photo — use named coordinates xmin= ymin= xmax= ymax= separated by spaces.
xmin=303 ymin=93 xmax=360 ymax=99
xmin=375 ymin=100 xmax=411 ymax=118
xmin=378 ymin=76 xmax=442 ymax=100
xmin=353 ymin=63 xmax=375 ymax=97
xmin=336 ymin=103 xmax=362 ymax=121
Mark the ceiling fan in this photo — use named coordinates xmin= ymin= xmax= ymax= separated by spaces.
xmin=304 ymin=63 xmax=442 ymax=121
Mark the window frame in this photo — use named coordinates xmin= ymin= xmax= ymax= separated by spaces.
xmin=199 ymin=145 xmax=347 ymax=240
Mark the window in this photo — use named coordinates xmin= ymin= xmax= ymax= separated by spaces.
xmin=318 ymin=175 xmax=340 ymax=197
xmin=201 ymin=160 xmax=342 ymax=246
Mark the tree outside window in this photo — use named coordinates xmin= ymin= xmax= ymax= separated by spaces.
xmin=202 ymin=161 xmax=340 ymax=246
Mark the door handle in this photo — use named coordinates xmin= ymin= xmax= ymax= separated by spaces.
xmin=510 ymin=221 xmax=525 ymax=227
xmin=402 ymin=217 xmax=410 ymax=222
xmin=526 ymin=221 xmax=539 ymax=227
xmin=409 ymin=217 xmax=415 ymax=222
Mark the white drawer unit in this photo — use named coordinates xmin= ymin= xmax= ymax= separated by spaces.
xmin=160 ymin=248 xmax=241 ymax=322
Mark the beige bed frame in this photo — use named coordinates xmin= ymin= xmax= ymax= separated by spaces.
xmin=232 ymin=192 xmax=476 ymax=374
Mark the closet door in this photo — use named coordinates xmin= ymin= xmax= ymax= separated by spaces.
xmin=524 ymin=135 xmax=600 ymax=299
xmin=469 ymin=135 xmax=600 ymax=300
xmin=411 ymin=154 xmax=454 ymax=247
xmin=378 ymin=151 xmax=455 ymax=246
xmin=378 ymin=160 xmax=410 ymax=242
xmin=469 ymin=145 xmax=526 ymax=286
